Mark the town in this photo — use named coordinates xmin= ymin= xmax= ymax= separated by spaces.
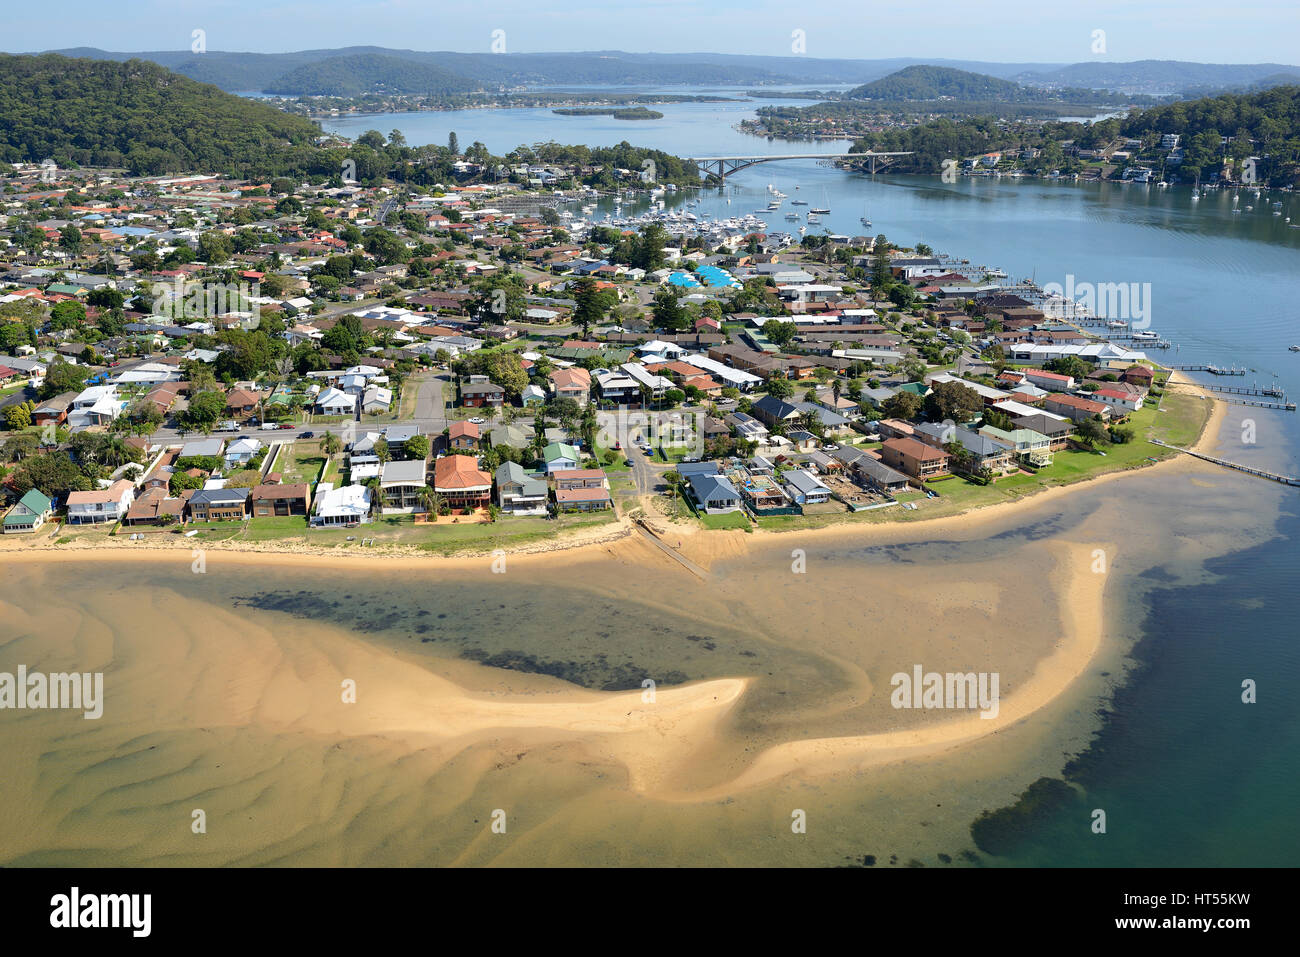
xmin=0 ymin=151 xmax=1206 ymax=555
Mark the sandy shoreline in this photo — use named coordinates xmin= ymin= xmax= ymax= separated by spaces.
xmin=0 ymin=382 xmax=1234 ymax=810
xmin=0 ymin=378 xmax=1226 ymax=578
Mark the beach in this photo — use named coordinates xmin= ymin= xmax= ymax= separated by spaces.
xmin=2 ymin=383 xmax=1266 ymax=866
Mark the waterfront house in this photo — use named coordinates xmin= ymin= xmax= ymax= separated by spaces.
xmin=251 ymin=483 xmax=310 ymax=517
xmin=380 ymin=459 xmax=428 ymax=512
xmin=434 ymin=454 xmax=492 ymax=510
xmin=1093 ymin=388 xmax=1143 ymax=414
xmin=3 ymin=489 xmax=53 ymax=534
xmin=552 ymin=468 xmax=612 ymax=512
xmin=687 ymin=471 xmax=742 ymax=514
xmin=850 ymin=457 xmax=911 ymax=494
xmin=783 ymin=468 xmax=833 ymax=505
xmin=311 ymin=482 xmax=371 ymax=526
xmin=187 ymin=487 xmax=249 ymax=522
xmin=1043 ymin=393 xmax=1111 ymax=424
xmin=66 ymin=480 xmax=135 ymax=524
xmin=495 ymin=461 xmax=548 ymax=515
xmin=1010 ymin=413 xmax=1074 ymax=450
xmin=978 ymin=425 xmax=1054 ymax=467
xmin=880 ymin=437 xmax=951 ymax=483
xmin=914 ymin=423 xmax=1015 ymax=474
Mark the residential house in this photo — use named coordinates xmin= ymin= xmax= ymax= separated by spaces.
xmin=380 ymin=459 xmax=428 ymax=512
xmin=1093 ymin=388 xmax=1143 ymax=414
xmin=880 ymin=437 xmax=952 ymax=483
xmin=541 ymin=442 xmax=580 ymax=474
xmin=783 ymin=468 xmax=833 ymax=505
xmin=316 ymin=386 xmax=357 ymax=416
xmin=3 ymin=489 xmax=53 ymax=534
xmin=460 ymin=375 xmax=506 ymax=408
xmin=448 ymin=420 xmax=481 ymax=450
xmin=549 ymin=367 xmax=591 ymax=405
xmin=312 ymin=482 xmax=371 ymax=526
xmin=495 ymin=462 xmax=548 ymax=516
xmin=122 ymin=487 xmax=187 ymax=526
xmin=224 ymin=437 xmax=263 ymax=468
xmin=979 ymin=425 xmax=1054 ymax=467
xmin=251 ymin=483 xmax=311 ymax=517
xmin=66 ymin=480 xmax=135 ymax=524
xmin=187 ymin=487 xmax=249 ymax=522
xmin=1010 ymin=413 xmax=1074 ymax=451
xmin=914 ymin=422 xmax=1015 ymax=475
xmin=552 ymin=468 xmax=612 ymax=512
xmin=434 ymin=454 xmax=492 ymax=510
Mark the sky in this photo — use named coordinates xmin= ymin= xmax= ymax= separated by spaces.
xmin=5 ymin=0 xmax=1299 ymax=63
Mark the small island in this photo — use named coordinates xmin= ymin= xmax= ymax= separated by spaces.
xmin=552 ymin=106 xmax=664 ymax=120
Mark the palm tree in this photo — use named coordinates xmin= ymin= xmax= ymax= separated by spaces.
xmin=320 ymin=430 xmax=342 ymax=456
xmin=363 ymin=477 xmax=387 ymax=517
xmin=416 ymin=484 xmax=437 ymax=515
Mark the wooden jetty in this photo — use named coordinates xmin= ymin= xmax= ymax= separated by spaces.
xmin=1151 ymin=439 xmax=1300 ymax=485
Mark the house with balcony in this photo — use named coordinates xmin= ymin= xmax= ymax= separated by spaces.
xmin=552 ymin=468 xmax=612 ymax=512
xmin=66 ymin=480 xmax=135 ymax=524
xmin=880 ymin=437 xmax=952 ymax=483
xmin=495 ymin=462 xmax=548 ymax=515
xmin=460 ymin=375 xmax=505 ymax=408
xmin=380 ymin=459 xmax=428 ymax=512
xmin=434 ymin=454 xmax=492 ymax=510
xmin=187 ymin=487 xmax=249 ymax=522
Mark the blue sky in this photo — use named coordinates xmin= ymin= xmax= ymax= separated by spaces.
xmin=6 ymin=0 xmax=1298 ymax=62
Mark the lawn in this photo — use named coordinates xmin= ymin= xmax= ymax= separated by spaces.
xmin=700 ymin=510 xmax=751 ymax=530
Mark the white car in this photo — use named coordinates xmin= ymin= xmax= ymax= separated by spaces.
xmin=468 ymin=416 xmax=486 ymax=425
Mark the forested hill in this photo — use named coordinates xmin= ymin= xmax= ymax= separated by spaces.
xmin=264 ymin=53 xmax=480 ymax=96
xmin=0 ymin=54 xmax=322 ymax=175
xmin=848 ymin=85 xmax=1300 ymax=183
xmin=846 ymin=66 xmax=1023 ymax=101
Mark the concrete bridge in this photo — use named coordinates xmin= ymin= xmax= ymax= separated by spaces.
xmin=687 ymin=151 xmax=914 ymax=180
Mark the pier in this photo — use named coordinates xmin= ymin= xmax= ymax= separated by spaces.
xmin=1202 ymin=384 xmax=1286 ymax=398
xmin=1150 ymin=440 xmax=1300 ymax=486
xmin=1168 ymin=364 xmax=1247 ymax=376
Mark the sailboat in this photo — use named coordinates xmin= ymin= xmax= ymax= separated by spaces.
xmin=860 ymin=201 xmax=871 ymax=228
xmin=1191 ymin=175 xmax=1200 ymax=201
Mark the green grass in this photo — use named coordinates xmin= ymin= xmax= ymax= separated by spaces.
xmin=751 ymin=390 xmax=1210 ymax=532
xmin=700 ymin=510 xmax=751 ymax=530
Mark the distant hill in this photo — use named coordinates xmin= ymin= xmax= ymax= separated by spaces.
xmin=265 ymin=53 xmax=479 ymax=96
xmin=1017 ymin=59 xmax=1300 ymax=94
xmin=0 ymin=54 xmax=322 ymax=175
xmin=846 ymin=65 xmax=1024 ymax=101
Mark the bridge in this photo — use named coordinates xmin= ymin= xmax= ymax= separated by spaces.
xmin=687 ymin=151 xmax=914 ymax=180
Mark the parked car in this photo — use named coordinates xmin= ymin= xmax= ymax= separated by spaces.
xmin=278 ymin=423 xmax=295 ymax=430
xmin=468 ymin=416 xmax=486 ymax=425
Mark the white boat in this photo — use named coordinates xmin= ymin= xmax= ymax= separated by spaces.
xmin=806 ymin=213 xmax=821 ymax=224
xmin=1290 ymin=345 xmax=1300 ymax=352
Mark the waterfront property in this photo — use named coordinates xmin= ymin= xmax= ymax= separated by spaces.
xmin=496 ymin=461 xmax=549 ymax=516
xmin=65 ymin=480 xmax=135 ymax=524
xmin=434 ymin=455 xmax=493 ymax=510
xmin=2 ymin=489 xmax=53 ymax=534
xmin=881 ymin=437 xmax=952 ymax=483
xmin=187 ymin=487 xmax=250 ymax=522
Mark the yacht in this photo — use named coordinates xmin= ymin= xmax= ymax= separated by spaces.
xmin=1290 ymin=345 xmax=1300 ymax=352
xmin=810 ymin=206 xmax=831 ymax=214
xmin=791 ymin=199 xmax=808 ymax=205
xmin=806 ymin=213 xmax=822 ymax=224
xmin=785 ymin=212 xmax=800 ymax=221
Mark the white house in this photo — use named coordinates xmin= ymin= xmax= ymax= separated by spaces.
xmin=311 ymin=482 xmax=371 ymax=526
xmin=65 ymin=480 xmax=135 ymax=524
xmin=316 ymin=387 xmax=357 ymax=416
